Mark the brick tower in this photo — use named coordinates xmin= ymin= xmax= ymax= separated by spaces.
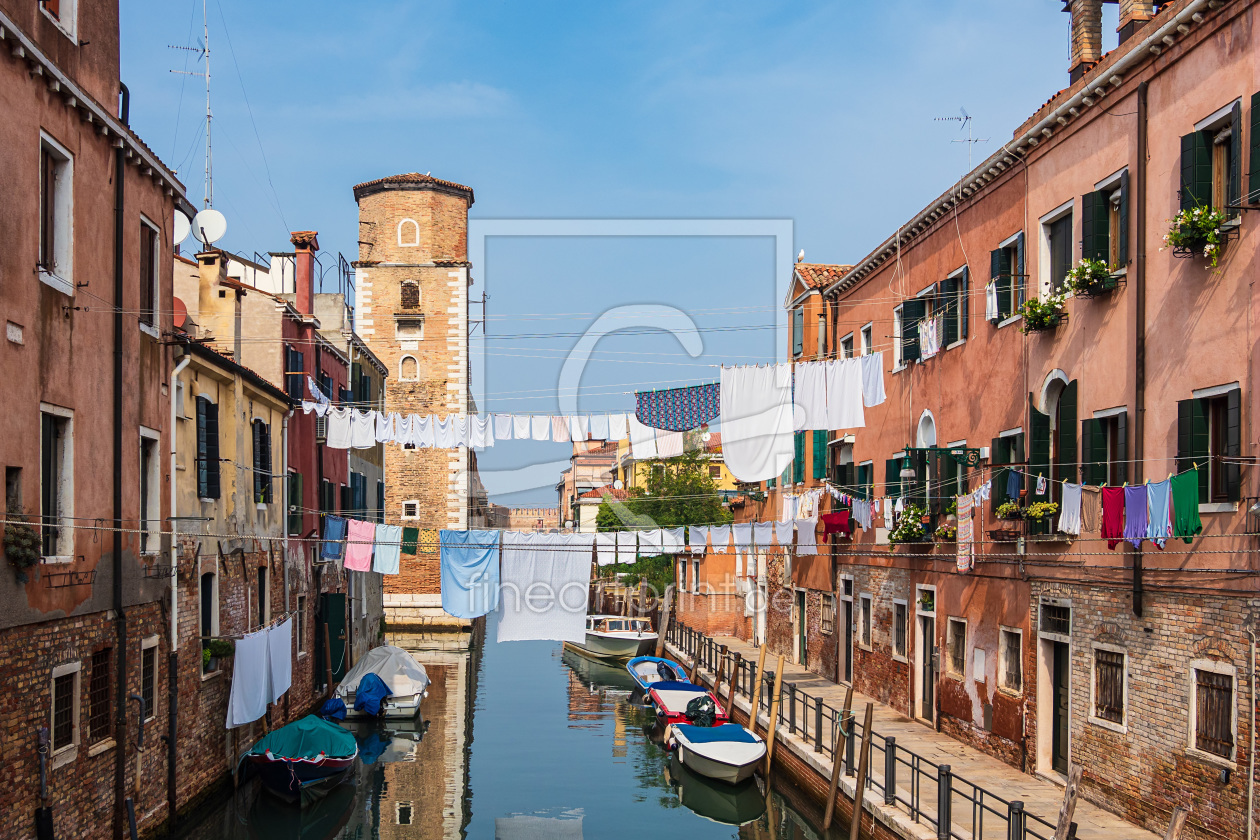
xmin=352 ymin=173 xmax=478 ymax=628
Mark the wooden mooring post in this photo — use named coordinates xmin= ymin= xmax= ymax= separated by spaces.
xmin=848 ymin=703 xmax=874 ymax=840
xmin=654 ymin=587 xmax=673 ymax=658
xmin=725 ymin=652 xmax=742 ymax=720
xmin=748 ymin=645 xmax=768 ymax=738
xmin=1053 ymin=764 xmax=1083 ymax=840
xmin=712 ymin=646 xmax=727 ymax=701
xmin=761 ymin=655 xmax=785 ymax=781
xmin=822 ymin=684 xmax=854 ymax=831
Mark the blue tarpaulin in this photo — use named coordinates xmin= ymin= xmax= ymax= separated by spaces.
xmin=319 ymin=697 xmax=347 ymax=721
xmin=353 ymin=672 xmax=392 ymax=716
xmin=673 ymin=723 xmax=760 ymax=744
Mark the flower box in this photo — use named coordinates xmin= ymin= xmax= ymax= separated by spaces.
xmin=1024 ymin=311 xmax=1067 ymax=333
xmin=1164 ymin=206 xmax=1230 ymax=268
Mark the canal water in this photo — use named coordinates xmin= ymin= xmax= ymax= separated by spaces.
xmin=176 ymin=614 xmax=848 ymax=839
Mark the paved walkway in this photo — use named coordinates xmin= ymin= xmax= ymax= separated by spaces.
xmin=667 ymin=634 xmax=1158 ymax=840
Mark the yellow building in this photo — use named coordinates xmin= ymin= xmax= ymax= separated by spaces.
xmin=614 ymin=431 xmax=738 ymax=496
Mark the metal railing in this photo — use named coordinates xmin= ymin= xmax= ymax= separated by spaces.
xmin=668 ymin=623 xmax=1059 ymax=840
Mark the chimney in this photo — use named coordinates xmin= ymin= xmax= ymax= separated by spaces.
xmin=1067 ymin=0 xmax=1104 ymax=84
xmin=290 ymin=230 xmax=319 ymax=315
xmin=1118 ymin=0 xmax=1154 ymax=43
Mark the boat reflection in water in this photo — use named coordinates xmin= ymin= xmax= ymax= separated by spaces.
xmin=664 ymin=753 xmax=766 ymax=827
xmin=245 ymin=782 xmax=356 ymax=840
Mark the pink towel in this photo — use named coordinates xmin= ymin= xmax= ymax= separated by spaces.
xmin=344 ymin=519 xmax=376 ymax=571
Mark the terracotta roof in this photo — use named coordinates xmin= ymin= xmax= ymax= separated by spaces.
xmin=352 ymin=172 xmax=474 ymax=203
xmin=703 ymin=432 xmax=722 ymax=454
xmin=579 ymin=485 xmax=628 ymax=501
xmin=795 ymin=264 xmax=852 ymax=290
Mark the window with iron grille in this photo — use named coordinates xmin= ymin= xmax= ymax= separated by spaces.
xmin=820 ymin=595 xmax=835 ymax=635
xmin=860 ymin=595 xmax=872 ymax=646
xmin=141 ymin=644 xmax=156 ymax=721
xmin=1195 ymin=669 xmax=1235 ymax=758
xmin=947 ymin=618 xmax=966 ymax=676
xmin=88 ymin=649 xmax=111 ymax=742
xmin=1093 ymin=649 xmax=1125 ymax=724
xmin=1040 ymin=604 xmax=1070 ymax=636
xmin=1000 ymin=629 xmax=1022 ymax=692
xmin=252 ymin=420 xmax=272 ymax=504
xmin=893 ymin=602 xmax=907 ymax=657
xmin=51 ymin=670 xmax=77 ymax=751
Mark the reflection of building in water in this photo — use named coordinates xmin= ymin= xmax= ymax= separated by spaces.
xmin=375 ymin=625 xmax=483 ymax=840
xmin=494 ymin=815 xmax=584 ymax=839
xmin=566 ymin=668 xmax=608 ymax=727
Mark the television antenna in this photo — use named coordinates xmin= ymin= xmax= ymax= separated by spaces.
xmin=934 ymin=107 xmax=987 ymax=173
xmin=169 ymin=0 xmax=213 ymax=208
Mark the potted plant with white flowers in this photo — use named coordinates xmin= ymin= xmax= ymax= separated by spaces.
xmin=1064 ymin=258 xmax=1120 ymax=298
xmin=1164 ymin=205 xmax=1227 ymax=268
xmin=1018 ymin=292 xmax=1068 ymax=334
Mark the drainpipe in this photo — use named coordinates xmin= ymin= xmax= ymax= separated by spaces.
xmin=166 ymin=348 xmax=190 ymax=828
xmin=1133 ymin=80 xmax=1148 ymax=617
xmin=113 ymin=81 xmax=130 ymax=840
xmin=282 ymin=410 xmax=291 ymax=614
xmin=1248 ymin=628 xmax=1256 ymax=840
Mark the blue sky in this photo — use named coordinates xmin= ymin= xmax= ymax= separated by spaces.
xmin=121 ymin=1 xmax=1102 ymax=505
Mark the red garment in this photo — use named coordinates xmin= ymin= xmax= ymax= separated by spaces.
xmin=1101 ymin=486 xmax=1125 ymax=550
xmin=821 ymin=511 xmax=849 ymax=537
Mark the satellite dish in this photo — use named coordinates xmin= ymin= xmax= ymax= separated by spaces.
xmin=191 ymin=208 xmax=227 ymax=245
xmin=173 ymin=211 xmax=192 ymax=246
xmin=613 ymin=480 xmax=623 ymax=490
xmin=701 ymin=432 xmax=712 ymax=442
xmin=173 ymin=297 xmax=188 ymax=329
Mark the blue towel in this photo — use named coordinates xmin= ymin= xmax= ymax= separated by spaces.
xmin=1146 ymin=479 xmax=1171 ymax=548
xmin=353 ymin=673 xmax=391 ymax=716
xmin=1124 ymin=485 xmax=1148 ymax=548
xmin=1005 ymin=468 xmax=1021 ymax=501
xmin=440 ymin=529 xmax=501 ymax=619
xmin=673 ymin=723 xmax=759 ymax=744
xmin=321 ymin=515 xmax=347 ymax=560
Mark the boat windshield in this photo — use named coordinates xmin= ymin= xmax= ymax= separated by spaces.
xmin=606 ymin=620 xmax=626 ymax=632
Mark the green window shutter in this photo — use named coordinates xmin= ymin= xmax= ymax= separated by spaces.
xmin=901 ymin=298 xmax=925 ymax=363
xmin=202 ymin=400 xmax=220 ymax=500
xmin=912 ymin=449 xmax=930 ymax=509
xmin=1081 ymin=190 xmax=1110 ymax=263
xmin=1225 ymin=388 xmax=1242 ymax=501
xmin=792 ymin=308 xmax=804 ymax=356
xmin=1250 ymin=91 xmax=1260 ymax=204
xmin=857 ymin=464 xmax=871 ymax=500
xmin=288 ymin=473 xmax=303 ymax=535
xmin=1176 ymin=398 xmax=1210 ymax=503
xmin=1015 ymin=233 xmax=1026 ymax=309
xmin=989 ymin=249 xmax=1004 ymax=323
xmin=812 ymin=430 xmax=828 ymax=480
xmin=1180 ymin=130 xmax=1212 ymax=210
xmin=195 ymin=397 xmax=208 ymax=498
xmin=1081 ymin=419 xmax=1102 ymax=486
xmin=793 ymin=432 xmax=805 ymax=484
xmin=1029 ymin=394 xmax=1051 ymax=502
xmin=1056 ymin=381 xmax=1078 ymax=484
xmin=958 ymin=267 xmax=969 ymax=340
xmin=767 ymin=476 xmax=776 ymax=489
xmin=1118 ymin=170 xmax=1130 ymax=266
xmin=1228 ymin=101 xmax=1242 ymax=212
xmin=885 ymin=458 xmax=900 ymax=499
xmin=1114 ymin=411 xmax=1128 ymax=485
xmin=990 ymin=437 xmax=1006 ymax=513
xmin=940 ymin=277 xmax=958 ymax=347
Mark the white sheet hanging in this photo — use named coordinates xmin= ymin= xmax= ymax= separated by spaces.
xmin=608 ymin=413 xmax=629 ymax=442
xmin=568 ymin=415 xmax=589 ymax=441
xmin=688 ymin=525 xmax=710 ymax=552
xmin=551 ymin=415 xmax=571 ymax=443
xmin=709 ymin=524 xmax=732 ymax=553
xmin=752 ymin=521 xmax=773 ymax=549
xmin=514 ymin=415 xmax=532 ymax=440
xmin=434 ymin=415 xmax=459 ymax=448
xmin=375 ymin=411 xmax=395 ymax=443
xmin=794 ymin=518 xmax=818 ymax=555
xmin=638 ymin=529 xmax=664 ymax=555
xmin=266 ymin=618 xmax=293 ymax=703
xmin=469 ymin=415 xmax=495 ymax=448
xmin=497 ymin=532 xmax=592 ymax=643
xmin=616 ymin=531 xmax=637 ymax=564
xmin=414 ymin=414 xmax=436 ymax=448
xmin=774 ymin=519 xmax=795 ymax=548
xmin=589 ymin=413 xmax=611 ymax=440
xmin=656 ymin=429 xmax=685 ymax=458
xmin=719 ymin=364 xmax=794 ymax=483
xmin=661 ymin=527 xmax=685 ymax=554
xmin=861 ymin=352 xmax=886 ymax=407
xmin=793 ymin=361 xmax=830 ymax=431
xmin=351 ymin=410 xmax=377 ymax=449
xmin=595 ymin=532 xmax=617 ymax=566
xmin=325 ymin=407 xmax=353 ymax=450
xmin=826 ymin=359 xmax=866 ymax=429
xmin=531 ymin=415 xmax=551 ymax=441
xmin=628 ymin=415 xmax=659 ymax=459
xmin=494 ymin=413 xmax=514 ymax=440
xmin=733 ymin=522 xmax=753 ymax=554
xmin=226 ymin=629 xmax=270 ymax=728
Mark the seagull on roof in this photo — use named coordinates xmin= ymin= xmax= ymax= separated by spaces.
xmin=797 ymin=249 xmax=805 ymax=263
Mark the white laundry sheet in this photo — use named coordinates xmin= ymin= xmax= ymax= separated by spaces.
xmin=497 ymin=532 xmax=593 ymax=643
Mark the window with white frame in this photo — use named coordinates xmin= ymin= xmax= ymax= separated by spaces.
xmin=139 ymin=217 xmax=160 ymax=330
xmin=691 ymin=559 xmax=700 ymax=594
xmin=840 ymin=333 xmax=854 ymax=359
xmin=893 ymin=601 xmax=907 ymax=658
xmin=398 ymin=219 xmax=420 ymax=247
xmin=140 ymin=636 xmax=158 ymax=722
xmin=947 ymin=617 xmax=967 ymax=677
xmin=1091 ymin=646 xmax=1125 ymax=727
xmin=860 ymin=323 xmax=873 ymax=356
xmin=399 ymin=355 xmax=419 ymax=381
xmin=40 ymin=405 xmax=73 ymax=560
xmin=859 ymin=594 xmax=872 ymax=647
xmin=139 ymin=429 xmax=160 ymax=554
xmin=401 ymin=500 xmax=420 ymax=519
xmin=892 ymin=306 xmax=904 ymax=367
xmin=396 ymin=801 xmax=413 ymax=825
xmin=40 ymin=0 xmax=79 ymax=39
xmin=999 ymin=627 xmax=1022 ymax=692
xmin=1191 ymin=662 xmax=1236 ymax=761
xmin=821 ymin=594 xmax=835 ymax=635
xmin=38 ymin=133 xmax=74 ymax=291
xmin=50 ymin=661 xmax=81 ymax=760
xmin=1040 ymin=200 xmax=1075 ymax=296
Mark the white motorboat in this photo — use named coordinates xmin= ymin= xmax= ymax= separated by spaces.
xmin=563 ymin=615 xmax=658 ymax=661
xmin=335 ymin=645 xmax=430 ymax=720
xmin=668 ymin=723 xmax=766 ymax=785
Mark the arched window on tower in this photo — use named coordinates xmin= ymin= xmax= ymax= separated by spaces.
xmin=400 ymin=281 xmax=420 ymax=309
xmin=398 ymin=219 xmax=419 ymax=247
xmin=399 ymin=356 xmax=418 ymax=381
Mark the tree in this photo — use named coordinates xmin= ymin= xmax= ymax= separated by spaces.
xmin=595 ymin=448 xmax=732 ymax=592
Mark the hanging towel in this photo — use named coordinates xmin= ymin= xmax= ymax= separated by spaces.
xmin=413 ymin=414 xmax=436 ymax=448
xmin=351 ymin=410 xmax=377 ymax=449
xmin=374 ymin=524 xmax=403 ymax=574
xmin=792 ymin=362 xmax=830 ymax=431
xmin=753 ymin=521 xmax=773 ymax=549
xmin=608 ymin=413 xmax=629 ymax=442
xmin=497 ymin=532 xmax=592 ymax=643
xmin=595 ymin=532 xmax=617 ymax=566
xmin=1080 ymin=486 xmax=1101 ymax=533
xmin=826 ymin=358 xmax=866 ymax=429
xmin=589 ymin=413 xmax=611 ymax=441
xmin=568 ymin=415 xmax=589 ymax=441
xmin=1123 ymin=485 xmax=1148 ymax=548
xmin=307 ymin=375 xmax=329 ymax=407
xmin=344 ymin=519 xmax=376 ymax=571
xmin=401 ymin=526 xmax=420 ymax=555
xmin=655 ymin=430 xmax=685 ymax=458
xmin=1006 ymin=468 xmax=1022 ymax=501
xmin=433 ymin=415 xmax=458 ymax=449
xmin=468 ymin=415 xmax=494 ymax=449
xmin=732 ymin=523 xmax=753 ymax=553
xmin=638 ymin=529 xmax=664 ymax=555
xmin=956 ymin=495 xmax=974 ymax=573
xmin=440 ymin=529 xmax=501 ymax=619
xmin=628 ymin=415 xmax=659 ymax=459
xmin=662 ymin=527 xmax=685 ymax=554
xmin=551 ymin=415 xmax=571 ymax=443
xmin=226 ymin=628 xmax=270 ymax=728
xmin=918 ymin=318 xmax=940 ymax=360
xmin=688 ymin=525 xmax=710 ymax=552
xmin=860 ymin=352 xmax=886 ymax=407
xmin=795 ymin=518 xmax=818 ymax=555
xmin=1058 ymin=483 xmax=1083 ymax=535
xmin=375 ymin=411 xmax=395 ymax=443
xmin=513 ymin=414 xmax=532 ymax=440
xmin=494 ymin=413 xmax=514 ymax=440
xmin=821 ymin=511 xmax=849 ymax=537
xmin=530 ymin=415 xmax=551 ymax=441
xmin=1146 ymin=479 xmax=1172 ymax=548
xmin=774 ymin=519 xmax=795 ymax=548
xmin=709 ymin=524 xmax=732 ymax=553
xmin=1101 ymin=487 xmax=1125 ymax=550
xmin=325 ymin=408 xmax=353 ymax=449
xmin=266 ymin=618 xmax=293 ymax=703
xmin=985 ymin=281 xmax=999 ymax=323
xmin=454 ymin=415 xmax=472 ymax=447
xmin=321 ymin=515 xmax=347 ymax=561
xmin=720 ymin=364 xmax=795 ymax=483
xmin=616 ymin=532 xmax=637 ymax=564
xmin=1170 ymin=470 xmax=1203 ymax=543
xmin=635 ymin=382 xmax=721 ymax=432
